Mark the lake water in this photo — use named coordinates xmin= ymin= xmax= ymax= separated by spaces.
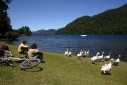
xmin=13 ymin=34 xmax=127 ymax=61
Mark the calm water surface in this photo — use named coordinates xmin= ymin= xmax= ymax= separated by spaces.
xmin=13 ymin=34 xmax=127 ymax=61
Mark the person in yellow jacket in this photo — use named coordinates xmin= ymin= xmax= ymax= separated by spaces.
xmin=18 ymin=40 xmax=29 ymax=54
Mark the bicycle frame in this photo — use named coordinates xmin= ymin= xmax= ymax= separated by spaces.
xmin=0 ymin=55 xmax=41 ymax=69
xmin=0 ymin=50 xmax=44 ymax=69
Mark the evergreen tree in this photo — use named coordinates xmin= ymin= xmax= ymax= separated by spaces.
xmin=0 ymin=0 xmax=12 ymax=35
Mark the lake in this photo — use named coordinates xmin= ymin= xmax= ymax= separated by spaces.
xmin=13 ymin=34 xmax=127 ymax=61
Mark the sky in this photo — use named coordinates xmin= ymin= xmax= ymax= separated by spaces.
xmin=8 ymin=0 xmax=127 ymax=31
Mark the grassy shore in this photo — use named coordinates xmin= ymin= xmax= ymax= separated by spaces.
xmin=0 ymin=41 xmax=127 ymax=85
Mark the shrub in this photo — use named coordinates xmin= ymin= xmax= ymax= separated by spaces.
xmin=4 ymin=31 xmax=20 ymax=40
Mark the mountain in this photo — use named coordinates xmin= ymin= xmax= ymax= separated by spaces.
xmin=55 ymin=4 xmax=127 ymax=34
xmin=32 ymin=29 xmax=57 ymax=34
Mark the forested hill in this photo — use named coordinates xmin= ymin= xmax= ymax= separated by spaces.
xmin=55 ymin=4 xmax=127 ymax=34
xmin=32 ymin=29 xmax=57 ymax=34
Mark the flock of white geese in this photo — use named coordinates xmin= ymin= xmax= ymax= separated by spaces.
xmin=64 ymin=49 xmax=121 ymax=74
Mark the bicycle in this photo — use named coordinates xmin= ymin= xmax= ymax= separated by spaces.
xmin=17 ymin=56 xmax=41 ymax=69
xmin=0 ymin=50 xmax=42 ymax=69
xmin=0 ymin=45 xmax=13 ymax=57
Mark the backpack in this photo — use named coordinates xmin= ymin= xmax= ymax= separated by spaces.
xmin=0 ymin=50 xmax=5 ymax=56
xmin=0 ymin=45 xmax=3 ymax=50
xmin=33 ymin=52 xmax=45 ymax=63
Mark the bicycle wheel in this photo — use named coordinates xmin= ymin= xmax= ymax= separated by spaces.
xmin=4 ymin=51 xmax=13 ymax=57
xmin=19 ymin=58 xmax=40 ymax=69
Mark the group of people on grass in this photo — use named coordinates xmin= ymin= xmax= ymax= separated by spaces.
xmin=18 ymin=40 xmax=45 ymax=63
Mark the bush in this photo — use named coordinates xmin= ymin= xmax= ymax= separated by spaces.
xmin=0 ymin=34 xmax=6 ymax=39
xmin=4 ymin=31 xmax=20 ymax=40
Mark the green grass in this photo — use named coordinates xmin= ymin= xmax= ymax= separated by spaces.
xmin=0 ymin=41 xmax=127 ymax=85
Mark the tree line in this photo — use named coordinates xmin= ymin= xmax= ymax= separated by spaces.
xmin=1 ymin=0 xmax=127 ymax=41
xmin=0 ymin=0 xmax=31 ymax=40
xmin=55 ymin=4 xmax=127 ymax=34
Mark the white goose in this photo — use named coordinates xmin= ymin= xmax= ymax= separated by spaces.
xmin=77 ymin=50 xmax=83 ymax=59
xmin=82 ymin=50 xmax=89 ymax=56
xmin=82 ymin=50 xmax=86 ymax=57
xmin=98 ymin=52 xmax=104 ymax=61
xmin=101 ymin=58 xmax=114 ymax=74
xmin=112 ymin=55 xmax=121 ymax=66
xmin=77 ymin=50 xmax=83 ymax=57
xmin=86 ymin=50 xmax=89 ymax=56
xmin=104 ymin=52 xmax=111 ymax=61
xmin=65 ymin=49 xmax=69 ymax=56
xmin=68 ymin=50 xmax=72 ymax=57
xmin=91 ymin=52 xmax=100 ymax=64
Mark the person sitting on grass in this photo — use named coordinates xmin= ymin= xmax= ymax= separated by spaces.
xmin=27 ymin=43 xmax=45 ymax=63
xmin=18 ymin=40 xmax=29 ymax=54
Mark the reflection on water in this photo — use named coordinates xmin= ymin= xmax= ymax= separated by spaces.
xmin=13 ymin=34 xmax=127 ymax=61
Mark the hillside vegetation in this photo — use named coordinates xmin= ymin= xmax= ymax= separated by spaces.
xmin=0 ymin=41 xmax=127 ymax=85
xmin=55 ymin=4 xmax=127 ymax=34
